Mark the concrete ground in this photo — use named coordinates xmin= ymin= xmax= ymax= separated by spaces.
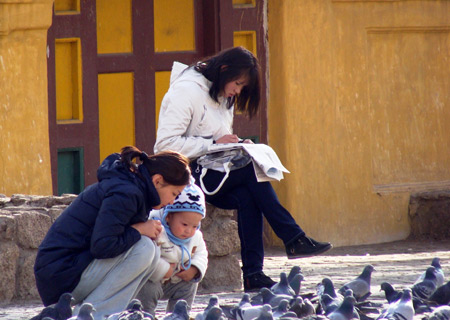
xmin=2 ymin=239 xmax=450 ymax=320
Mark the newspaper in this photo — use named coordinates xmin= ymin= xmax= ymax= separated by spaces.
xmin=207 ymin=143 xmax=290 ymax=182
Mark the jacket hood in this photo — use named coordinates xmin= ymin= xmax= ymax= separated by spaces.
xmin=97 ymin=153 xmax=132 ymax=182
xmin=170 ymin=62 xmax=211 ymax=93
xmin=97 ymin=153 xmax=161 ymax=209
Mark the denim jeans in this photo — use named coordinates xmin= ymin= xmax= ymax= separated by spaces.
xmin=191 ymin=161 xmax=304 ymax=276
xmin=71 ymin=237 xmax=160 ymax=320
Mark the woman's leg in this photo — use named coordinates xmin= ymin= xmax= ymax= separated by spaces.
xmin=195 ymin=163 xmax=304 ymax=244
xmin=194 ymin=162 xmax=331 ymax=262
xmin=71 ymin=237 xmax=160 ymax=320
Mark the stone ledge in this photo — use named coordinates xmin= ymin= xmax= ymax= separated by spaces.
xmin=0 ymin=194 xmax=241 ymax=303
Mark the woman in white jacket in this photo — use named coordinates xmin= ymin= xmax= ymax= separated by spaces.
xmin=155 ymin=46 xmax=332 ymax=292
xmin=137 ymin=183 xmax=208 ymax=316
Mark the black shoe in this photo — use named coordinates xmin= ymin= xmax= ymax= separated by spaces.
xmin=243 ymin=272 xmax=276 ymax=292
xmin=286 ymin=235 xmax=332 ymax=259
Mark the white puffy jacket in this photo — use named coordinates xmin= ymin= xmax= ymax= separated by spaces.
xmin=154 ymin=62 xmax=234 ymax=160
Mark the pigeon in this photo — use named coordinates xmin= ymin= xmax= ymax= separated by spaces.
xmin=429 ymin=305 xmax=450 ymax=320
xmin=251 ymin=288 xmax=293 ymax=307
xmin=377 ymin=288 xmax=414 ymax=320
xmin=107 ymin=299 xmax=153 ymax=320
xmin=339 ymin=265 xmax=375 ymax=302
xmin=161 ymin=300 xmax=189 ymax=320
xmin=416 ymin=258 xmax=445 ymax=287
xmin=271 ymin=299 xmax=290 ymax=318
xmin=271 ymin=273 xmax=295 ymax=296
xmin=195 ymin=296 xmax=220 ymax=320
xmin=318 ymin=278 xmax=343 ymax=302
xmin=238 ymin=294 xmax=252 ymax=309
xmin=289 ymin=297 xmax=315 ymax=318
xmin=255 ymin=305 xmax=274 ymax=320
xmin=204 ymin=307 xmax=225 ymax=320
xmin=428 ymin=281 xmax=450 ymax=306
xmin=68 ymin=303 xmax=95 ymax=320
xmin=380 ymin=282 xmax=402 ymax=304
xmin=233 ymin=304 xmax=271 ymax=320
xmin=319 ymin=293 xmax=341 ymax=315
xmin=289 ymin=273 xmax=304 ymax=297
xmin=30 ymin=292 xmax=75 ymax=320
xmin=287 ymin=266 xmax=302 ymax=283
xmin=412 ymin=266 xmax=438 ymax=299
xmin=328 ymin=296 xmax=357 ymax=320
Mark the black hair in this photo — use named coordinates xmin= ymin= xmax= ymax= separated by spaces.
xmin=120 ymin=146 xmax=190 ymax=186
xmin=194 ymin=46 xmax=261 ymax=118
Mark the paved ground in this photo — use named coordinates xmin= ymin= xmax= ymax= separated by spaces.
xmin=1 ymin=239 xmax=450 ymax=320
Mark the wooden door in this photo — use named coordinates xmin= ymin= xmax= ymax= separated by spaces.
xmin=47 ymin=0 xmax=267 ymax=194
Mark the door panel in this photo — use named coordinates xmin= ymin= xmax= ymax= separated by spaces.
xmin=48 ymin=0 xmax=267 ymax=194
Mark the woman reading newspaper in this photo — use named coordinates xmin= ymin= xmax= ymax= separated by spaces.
xmin=154 ymin=46 xmax=332 ymax=292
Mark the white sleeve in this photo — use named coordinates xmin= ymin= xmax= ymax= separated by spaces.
xmin=154 ymin=85 xmax=213 ymax=159
xmin=190 ymin=231 xmax=208 ymax=281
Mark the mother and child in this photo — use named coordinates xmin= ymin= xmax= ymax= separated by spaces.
xmin=34 ymin=46 xmax=331 ymax=320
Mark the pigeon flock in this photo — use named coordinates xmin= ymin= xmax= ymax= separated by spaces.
xmin=28 ymin=258 xmax=450 ymax=320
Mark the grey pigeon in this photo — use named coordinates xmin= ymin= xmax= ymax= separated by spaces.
xmin=271 ymin=273 xmax=295 ymax=296
xmin=68 ymin=303 xmax=95 ymax=320
xmin=289 ymin=297 xmax=315 ymax=318
xmin=238 ymin=294 xmax=252 ymax=309
xmin=161 ymin=300 xmax=189 ymax=320
xmin=204 ymin=307 xmax=225 ymax=320
xmin=251 ymin=288 xmax=292 ymax=308
xmin=319 ymin=293 xmax=340 ymax=315
xmin=30 ymin=292 xmax=75 ymax=320
xmin=271 ymin=299 xmax=290 ymax=318
xmin=318 ymin=278 xmax=343 ymax=302
xmin=428 ymin=281 xmax=450 ymax=306
xmin=289 ymin=273 xmax=304 ymax=297
xmin=255 ymin=305 xmax=273 ymax=320
xmin=380 ymin=282 xmax=402 ymax=304
xmin=195 ymin=296 xmax=220 ymax=320
xmin=412 ymin=266 xmax=438 ymax=299
xmin=287 ymin=266 xmax=302 ymax=283
xmin=377 ymin=288 xmax=414 ymax=320
xmin=339 ymin=265 xmax=375 ymax=302
xmin=328 ymin=296 xmax=357 ymax=320
xmin=107 ymin=299 xmax=153 ymax=320
xmin=429 ymin=305 xmax=450 ymax=320
xmin=416 ymin=258 xmax=445 ymax=287
xmin=234 ymin=304 xmax=270 ymax=320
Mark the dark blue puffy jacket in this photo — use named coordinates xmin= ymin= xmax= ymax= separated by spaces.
xmin=34 ymin=153 xmax=160 ymax=306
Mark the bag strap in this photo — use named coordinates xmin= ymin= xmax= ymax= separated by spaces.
xmin=199 ymin=162 xmax=231 ymax=196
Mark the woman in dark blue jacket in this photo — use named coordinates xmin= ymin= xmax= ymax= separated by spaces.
xmin=34 ymin=146 xmax=190 ymax=320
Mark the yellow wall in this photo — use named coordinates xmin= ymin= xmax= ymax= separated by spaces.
xmin=0 ymin=0 xmax=54 ymax=196
xmin=267 ymin=0 xmax=450 ymax=247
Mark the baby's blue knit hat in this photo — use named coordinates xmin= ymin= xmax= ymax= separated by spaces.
xmin=164 ymin=182 xmax=206 ymax=218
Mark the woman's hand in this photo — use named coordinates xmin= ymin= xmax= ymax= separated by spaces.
xmin=131 ymin=219 xmax=162 ymax=239
xmin=176 ymin=265 xmax=200 ymax=282
xmin=216 ymin=134 xmax=240 ymax=144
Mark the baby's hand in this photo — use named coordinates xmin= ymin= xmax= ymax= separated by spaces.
xmin=176 ymin=265 xmax=199 ymax=282
xmin=131 ymin=219 xmax=162 ymax=239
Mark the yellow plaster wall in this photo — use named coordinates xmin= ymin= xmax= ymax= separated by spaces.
xmin=0 ymin=0 xmax=54 ymax=196
xmin=267 ymin=0 xmax=450 ymax=246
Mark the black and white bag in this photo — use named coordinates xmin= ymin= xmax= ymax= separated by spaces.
xmin=196 ymin=147 xmax=251 ymax=195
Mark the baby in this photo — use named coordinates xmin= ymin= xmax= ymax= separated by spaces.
xmin=137 ymin=182 xmax=208 ymax=315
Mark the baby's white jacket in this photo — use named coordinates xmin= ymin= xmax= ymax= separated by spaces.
xmin=149 ymin=209 xmax=208 ymax=283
